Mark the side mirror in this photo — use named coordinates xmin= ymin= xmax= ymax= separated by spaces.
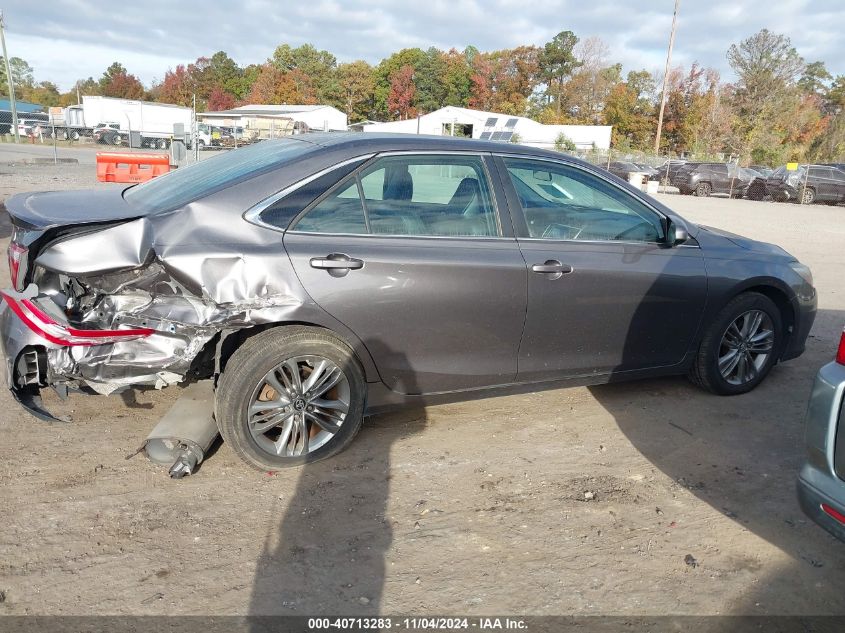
xmin=667 ymin=219 xmax=689 ymax=246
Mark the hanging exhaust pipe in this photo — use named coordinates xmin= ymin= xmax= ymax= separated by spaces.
xmin=143 ymin=380 xmax=219 ymax=478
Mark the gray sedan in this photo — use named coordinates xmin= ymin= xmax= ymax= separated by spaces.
xmin=798 ymin=331 xmax=845 ymax=541
xmin=0 ymin=133 xmax=817 ymax=471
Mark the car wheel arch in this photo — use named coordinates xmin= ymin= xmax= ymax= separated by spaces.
xmin=211 ymin=320 xmax=380 ymax=383
xmin=719 ymin=282 xmax=797 ymax=359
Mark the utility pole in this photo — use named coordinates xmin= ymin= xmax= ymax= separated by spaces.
xmin=653 ymin=0 xmax=680 ymax=155
xmin=0 ymin=11 xmax=20 ymax=143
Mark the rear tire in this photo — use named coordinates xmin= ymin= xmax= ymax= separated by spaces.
xmin=689 ymin=292 xmax=782 ymax=395
xmin=801 ymin=187 xmax=816 ymax=205
xmin=216 ymin=326 xmax=366 ymax=471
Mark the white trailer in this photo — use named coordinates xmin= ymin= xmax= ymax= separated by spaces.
xmin=49 ymin=96 xmax=195 ymax=148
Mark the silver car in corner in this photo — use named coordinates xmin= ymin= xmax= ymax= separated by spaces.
xmin=798 ymin=328 xmax=845 ymax=542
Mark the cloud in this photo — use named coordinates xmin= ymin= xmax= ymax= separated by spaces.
xmin=5 ymin=0 xmax=845 ymax=91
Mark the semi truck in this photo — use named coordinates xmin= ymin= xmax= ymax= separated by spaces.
xmin=48 ymin=96 xmax=209 ymax=149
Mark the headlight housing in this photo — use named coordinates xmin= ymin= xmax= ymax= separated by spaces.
xmin=789 ymin=262 xmax=814 ymax=287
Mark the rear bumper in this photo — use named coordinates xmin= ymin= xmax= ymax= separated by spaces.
xmin=797 ymin=474 xmax=845 ymax=543
xmin=798 ymin=361 xmax=845 ymax=542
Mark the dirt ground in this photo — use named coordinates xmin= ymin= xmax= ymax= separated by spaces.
xmin=0 ymin=163 xmax=844 ymax=616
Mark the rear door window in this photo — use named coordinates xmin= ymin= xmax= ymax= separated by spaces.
xmin=291 ymin=154 xmax=500 ymax=238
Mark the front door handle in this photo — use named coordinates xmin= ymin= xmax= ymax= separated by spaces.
xmin=531 ymin=260 xmax=573 ymax=275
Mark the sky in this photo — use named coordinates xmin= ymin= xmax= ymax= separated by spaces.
xmin=4 ymin=0 xmax=845 ymax=92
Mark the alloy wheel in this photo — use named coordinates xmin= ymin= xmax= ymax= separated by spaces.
xmin=718 ymin=310 xmax=775 ymax=386
xmin=246 ymin=355 xmax=350 ymax=458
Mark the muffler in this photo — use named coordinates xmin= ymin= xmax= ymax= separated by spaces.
xmin=143 ymin=380 xmax=219 ymax=478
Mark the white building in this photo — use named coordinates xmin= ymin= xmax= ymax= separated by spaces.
xmin=198 ymin=104 xmax=348 ymax=132
xmin=362 ymin=106 xmax=611 ymax=150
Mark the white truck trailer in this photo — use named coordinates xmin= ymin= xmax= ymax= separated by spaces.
xmin=49 ymin=96 xmax=201 ymax=148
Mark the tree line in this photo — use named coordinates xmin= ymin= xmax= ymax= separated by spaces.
xmin=2 ymin=28 xmax=844 ymax=165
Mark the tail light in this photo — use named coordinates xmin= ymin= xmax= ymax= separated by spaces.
xmin=822 ymin=503 xmax=845 ymax=526
xmin=7 ymin=242 xmax=28 ymax=291
xmin=836 ymin=329 xmax=845 ymax=366
xmin=0 ymin=291 xmax=155 ymax=346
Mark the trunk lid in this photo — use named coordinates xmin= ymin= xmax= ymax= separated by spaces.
xmin=4 ymin=188 xmax=141 ymax=230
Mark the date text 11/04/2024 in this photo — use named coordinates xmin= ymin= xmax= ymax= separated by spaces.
xmin=307 ymin=617 xmax=528 ymax=630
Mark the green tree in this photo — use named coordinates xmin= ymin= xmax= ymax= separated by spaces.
xmin=271 ymin=43 xmax=337 ymax=103
xmin=0 ymin=56 xmax=34 ymax=95
xmin=337 ymin=60 xmax=375 ymax=122
xmin=538 ymin=30 xmax=581 ymax=115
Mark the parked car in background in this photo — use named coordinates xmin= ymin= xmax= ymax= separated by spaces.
xmin=658 ymin=159 xmax=689 ymax=186
xmin=798 ymin=328 xmax=845 ymax=542
xmin=745 ymin=169 xmax=770 ymax=201
xmin=675 ymin=162 xmax=753 ymax=197
xmin=633 ymin=162 xmax=661 ymax=181
xmin=0 ymin=133 xmax=816 ymax=470
xmin=92 ymin=122 xmax=123 ymax=145
xmin=766 ymin=164 xmax=845 ymax=205
xmin=605 ymin=161 xmax=647 ymax=183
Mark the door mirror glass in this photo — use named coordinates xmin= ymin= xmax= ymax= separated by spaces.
xmin=668 ymin=220 xmax=689 ymax=246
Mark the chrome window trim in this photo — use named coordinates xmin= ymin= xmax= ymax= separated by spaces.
xmin=283 ymin=230 xmax=517 ymax=244
xmin=242 ymin=154 xmax=376 ymax=232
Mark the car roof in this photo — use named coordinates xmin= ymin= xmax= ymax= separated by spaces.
xmin=289 ymin=132 xmax=570 ymax=162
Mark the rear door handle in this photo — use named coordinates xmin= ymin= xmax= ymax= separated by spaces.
xmin=531 ymin=260 xmax=573 ymax=275
xmin=310 ymin=254 xmax=364 ymax=276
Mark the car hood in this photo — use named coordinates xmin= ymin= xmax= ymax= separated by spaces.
xmin=697 ymin=224 xmax=792 ymax=259
xmin=4 ymin=187 xmax=140 ymax=230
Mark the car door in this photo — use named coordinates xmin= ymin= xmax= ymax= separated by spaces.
xmin=831 ymin=168 xmax=845 ymax=203
xmin=494 ymin=155 xmax=708 ymax=382
xmin=281 ymin=152 xmax=527 ymax=395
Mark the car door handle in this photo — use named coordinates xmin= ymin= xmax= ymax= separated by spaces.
xmin=531 ymin=261 xmax=573 ymax=275
xmin=310 ymin=255 xmax=364 ymax=270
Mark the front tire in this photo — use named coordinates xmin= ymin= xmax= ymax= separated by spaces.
xmin=694 ymin=182 xmax=712 ymax=197
xmin=689 ymin=292 xmax=782 ymax=395
xmin=216 ymin=326 xmax=366 ymax=471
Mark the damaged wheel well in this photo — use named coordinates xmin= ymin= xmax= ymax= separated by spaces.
xmin=209 ymin=321 xmax=365 ymax=380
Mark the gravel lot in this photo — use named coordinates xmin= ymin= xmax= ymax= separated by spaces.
xmin=0 ymin=159 xmax=844 ymax=616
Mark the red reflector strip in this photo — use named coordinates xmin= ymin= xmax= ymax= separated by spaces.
xmin=836 ymin=330 xmax=845 ymax=366
xmin=0 ymin=291 xmax=155 ymax=346
xmin=821 ymin=503 xmax=845 ymax=525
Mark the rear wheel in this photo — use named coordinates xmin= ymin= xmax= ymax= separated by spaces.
xmin=111 ymin=133 xmax=122 ymax=146
xmin=689 ymin=292 xmax=782 ymax=395
xmin=70 ymin=130 xmax=80 ymax=141
xmin=216 ymin=326 xmax=366 ymax=471
xmin=694 ymin=182 xmax=712 ymax=197
xmin=800 ymin=186 xmax=816 ymax=205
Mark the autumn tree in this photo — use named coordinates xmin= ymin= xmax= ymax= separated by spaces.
xmin=99 ymin=62 xmax=145 ymax=99
xmin=603 ymin=70 xmax=656 ymax=150
xmin=387 ymin=65 xmax=416 ymax=119
xmin=246 ymin=64 xmax=317 ymax=105
xmin=374 ymin=48 xmax=426 ymax=119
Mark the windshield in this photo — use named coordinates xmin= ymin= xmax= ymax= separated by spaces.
xmin=124 ymin=138 xmax=319 ymax=213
